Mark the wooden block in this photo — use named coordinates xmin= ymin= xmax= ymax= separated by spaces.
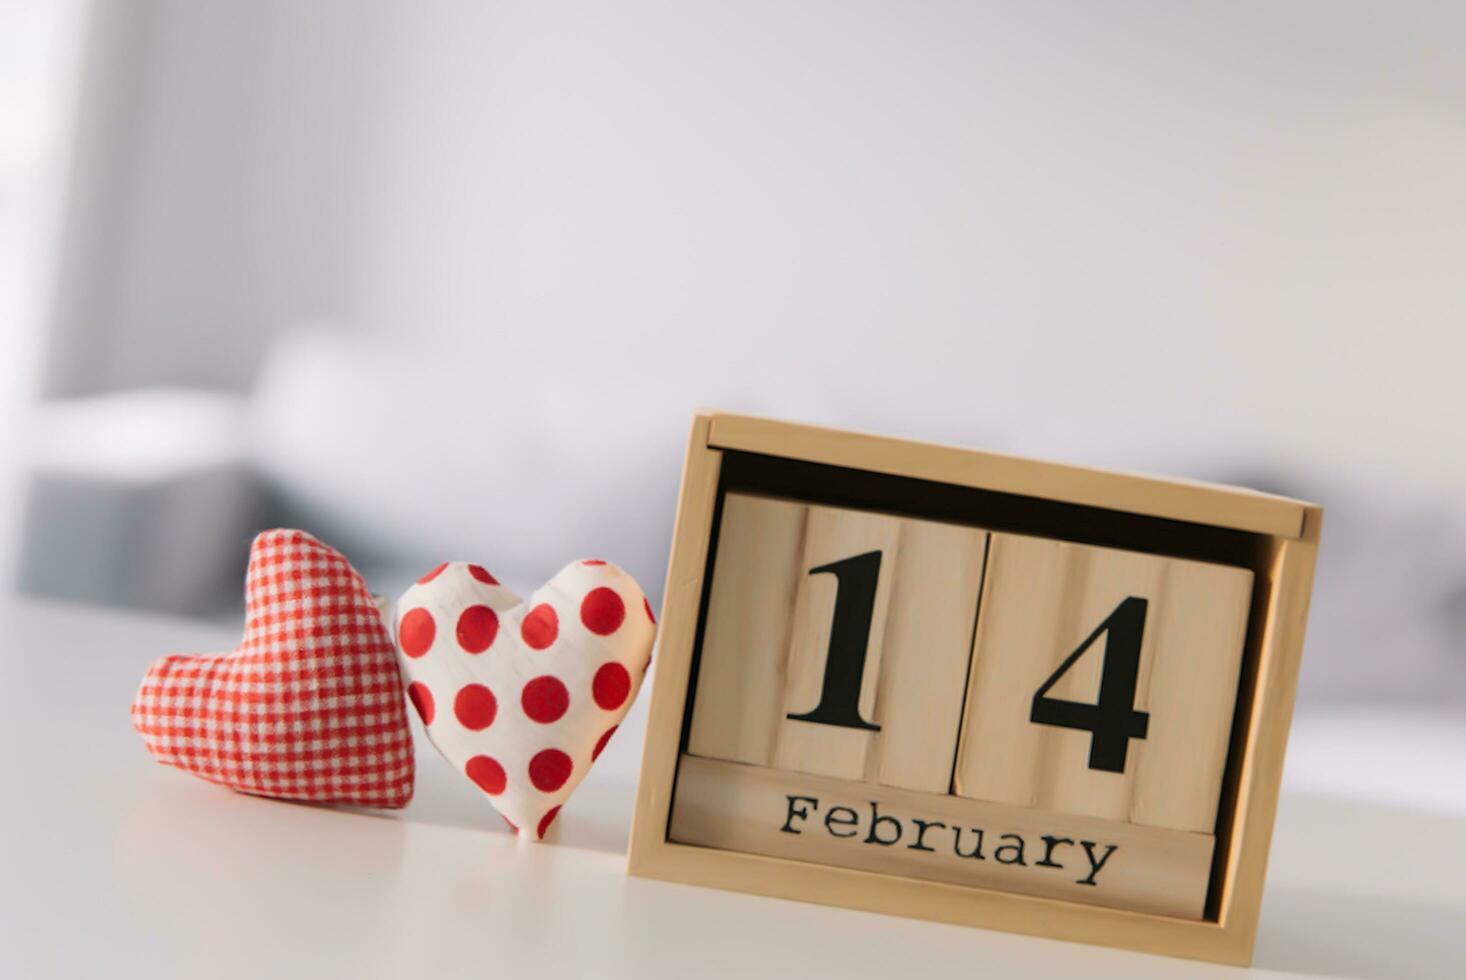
xmin=684 ymin=493 xmax=805 ymax=768
xmin=954 ymin=533 xmax=1253 ymax=833
xmin=871 ymin=517 xmax=989 ymax=791
xmin=669 ymin=754 xmax=1215 ymax=918
xmin=687 ymin=493 xmax=986 ymax=793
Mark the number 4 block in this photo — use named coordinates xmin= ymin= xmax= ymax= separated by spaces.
xmin=954 ymin=533 xmax=1254 ymax=833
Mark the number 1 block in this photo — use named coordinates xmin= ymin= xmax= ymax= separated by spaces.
xmin=687 ymin=493 xmax=987 ymax=793
xmin=954 ymin=533 xmax=1253 ymax=834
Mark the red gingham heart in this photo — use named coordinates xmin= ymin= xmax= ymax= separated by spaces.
xmin=131 ymin=529 xmax=415 ymax=808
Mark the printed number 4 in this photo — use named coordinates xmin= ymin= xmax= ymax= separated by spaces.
xmin=1030 ymin=596 xmax=1151 ymax=773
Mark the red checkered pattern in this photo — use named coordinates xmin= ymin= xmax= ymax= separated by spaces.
xmin=131 ymin=529 xmax=415 ymax=808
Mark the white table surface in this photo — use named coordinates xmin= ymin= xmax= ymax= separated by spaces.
xmin=2 ymin=597 xmax=1463 ymax=979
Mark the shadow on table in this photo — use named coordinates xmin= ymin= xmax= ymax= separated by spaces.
xmin=1254 ymin=886 xmax=1466 ymax=980
xmin=403 ymin=757 xmax=636 ymax=857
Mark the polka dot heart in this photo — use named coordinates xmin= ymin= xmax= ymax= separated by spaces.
xmin=394 ymin=559 xmax=656 ymax=840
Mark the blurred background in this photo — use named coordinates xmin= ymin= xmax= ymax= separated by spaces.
xmin=1 ymin=0 xmax=1463 ymax=716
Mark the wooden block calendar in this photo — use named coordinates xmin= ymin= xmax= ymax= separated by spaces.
xmin=629 ymin=413 xmax=1321 ymax=965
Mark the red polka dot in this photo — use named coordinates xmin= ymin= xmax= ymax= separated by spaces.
xmin=521 ymin=675 xmax=569 ymax=724
xmin=417 ymin=563 xmax=448 ymax=584
xmin=593 ymin=662 xmax=632 ymax=710
xmin=407 ymin=682 xmax=435 ymax=724
xmin=581 ymin=559 xmax=607 ymax=566
xmin=592 ymin=725 xmax=618 ymax=760
xmin=521 ymin=604 xmax=559 ymax=649
xmin=453 ymin=683 xmax=497 ymax=730
xmin=468 ymin=564 xmax=498 ymax=585
xmin=502 ymin=815 xmax=518 ymax=834
xmin=465 ymin=755 xmax=506 ymax=795
xmin=529 ymin=749 xmax=573 ymax=792
xmin=580 ymin=587 xmax=625 ymax=636
xmin=399 ymin=608 xmax=436 ymax=658
xmin=537 ymin=806 xmax=562 ymax=839
xmin=456 ymin=604 xmax=499 ymax=653
xmin=643 ymin=596 xmax=656 ymax=625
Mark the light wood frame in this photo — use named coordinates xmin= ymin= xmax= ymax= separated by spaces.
xmin=628 ymin=412 xmax=1321 ymax=966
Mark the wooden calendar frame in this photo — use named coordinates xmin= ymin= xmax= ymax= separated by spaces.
xmin=627 ymin=412 xmax=1321 ymax=965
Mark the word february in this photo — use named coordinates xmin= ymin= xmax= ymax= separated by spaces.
xmin=781 ymin=794 xmax=1119 ymax=887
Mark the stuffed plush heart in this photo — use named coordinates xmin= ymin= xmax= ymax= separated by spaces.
xmin=131 ymin=529 xmax=415 ymax=808
xmin=395 ymin=559 xmax=655 ymax=839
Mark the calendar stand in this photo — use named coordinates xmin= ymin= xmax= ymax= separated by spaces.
xmin=628 ymin=413 xmax=1320 ymax=966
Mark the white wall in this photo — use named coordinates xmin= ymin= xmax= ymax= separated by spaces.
xmin=47 ymin=0 xmax=1466 ymax=490
xmin=30 ymin=1 xmax=1466 ymax=703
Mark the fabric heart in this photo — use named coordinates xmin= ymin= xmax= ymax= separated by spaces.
xmin=395 ymin=559 xmax=655 ymax=839
xmin=131 ymin=529 xmax=415 ymax=808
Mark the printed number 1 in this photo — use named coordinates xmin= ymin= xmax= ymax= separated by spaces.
xmin=1030 ymin=596 xmax=1151 ymax=773
xmin=786 ymin=551 xmax=883 ymax=732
